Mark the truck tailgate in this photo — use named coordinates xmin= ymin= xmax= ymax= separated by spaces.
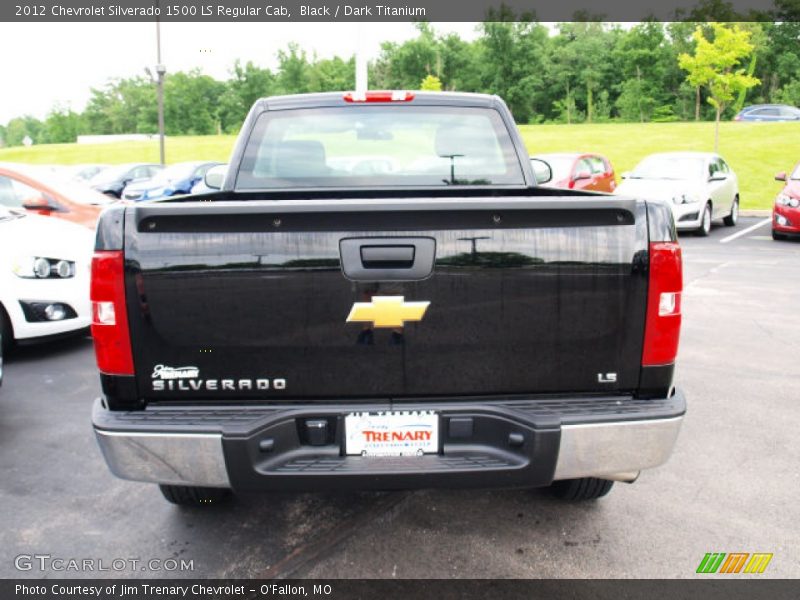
xmin=123 ymin=197 xmax=648 ymax=401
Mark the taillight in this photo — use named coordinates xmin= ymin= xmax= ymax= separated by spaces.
xmin=343 ymin=91 xmax=415 ymax=103
xmin=642 ymin=242 xmax=682 ymax=366
xmin=90 ymin=250 xmax=133 ymax=375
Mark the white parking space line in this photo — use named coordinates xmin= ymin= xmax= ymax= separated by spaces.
xmin=719 ymin=218 xmax=771 ymax=244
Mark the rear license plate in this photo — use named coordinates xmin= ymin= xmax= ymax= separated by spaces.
xmin=345 ymin=411 xmax=439 ymax=456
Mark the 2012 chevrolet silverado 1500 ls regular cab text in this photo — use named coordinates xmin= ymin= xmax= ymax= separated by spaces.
xmin=90 ymin=91 xmax=685 ymax=506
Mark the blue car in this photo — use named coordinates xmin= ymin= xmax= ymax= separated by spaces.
xmin=734 ymin=104 xmax=800 ymax=122
xmin=121 ymin=161 xmax=222 ymax=201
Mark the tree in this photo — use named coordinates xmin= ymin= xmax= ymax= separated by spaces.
xmin=612 ymin=22 xmax=671 ymax=122
xmin=371 ymin=24 xmax=484 ymax=93
xmin=308 ymin=56 xmax=355 ymax=92
xmin=616 ymin=78 xmax=658 ymax=122
xmin=679 ymin=23 xmax=760 ymax=151
xmin=668 ymin=21 xmax=709 ymax=120
xmin=420 ymin=74 xmax=443 ymax=91
xmin=276 ymin=43 xmax=311 ymax=94
xmin=776 ymin=79 xmax=800 ymax=106
xmin=218 ymin=60 xmax=276 ymax=132
xmin=437 ymin=32 xmax=482 ymax=91
xmin=164 ymin=71 xmax=225 ymax=135
xmin=42 ymin=107 xmax=83 ymax=143
xmin=4 ymin=116 xmax=44 ymax=146
xmin=82 ymin=78 xmax=157 ymax=135
xmin=480 ymin=10 xmax=548 ymax=124
xmin=546 ymin=28 xmax=580 ymax=123
xmin=372 ymin=23 xmax=440 ymax=90
xmin=552 ymin=22 xmax=616 ymax=124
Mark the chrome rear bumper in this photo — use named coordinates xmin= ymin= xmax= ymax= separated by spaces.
xmin=95 ymin=430 xmax=230 ymax=488
xmin=93 ymin=391 xmax=685 ymax=490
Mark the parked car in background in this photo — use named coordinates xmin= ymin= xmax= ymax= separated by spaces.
xmin=0 ymin=163 xmax=113 ymax=229
xmin=65 ymin=164 xmax=110 ymax=183
xmin=89 ymin=163 xmax=163 ymax=198
xmin=531 ymin=153 xmax=616 ymax=192
xmin=616 ymin=152 xmax=739 ymax=236
xmin=0 ymin=205 xmax=93 ymax=355
xmin=772 ymin=162 xmax=800 ymax=241
xmin=121 ymin=161 xmax=222 ymax=201
xmin=734 ymin=104 xmax=800 ymax=122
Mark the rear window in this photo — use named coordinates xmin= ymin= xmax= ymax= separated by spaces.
xmin=235 ymin=105 xmax=525 ymax=189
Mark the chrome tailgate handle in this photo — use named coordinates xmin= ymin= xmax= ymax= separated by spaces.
xmin=340 ymin=237 xmax=436 ymax=281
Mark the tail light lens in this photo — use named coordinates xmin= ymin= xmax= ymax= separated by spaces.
xmin=90 ymin=250 xmax=133 ymax=375
xmin=642 ymin=242 xmax=682 ymax=366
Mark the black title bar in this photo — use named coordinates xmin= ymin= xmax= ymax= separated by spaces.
xmin=4 ymin=579 xmax=800 ymax=600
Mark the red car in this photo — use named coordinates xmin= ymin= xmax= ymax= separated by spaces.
xmin=773 ymin=163 xmax=800 ymax=240
xmin=0 ymin=163 xmax=112 ymax=229
xmin=532 ymin=153 xmax=617 ymax=192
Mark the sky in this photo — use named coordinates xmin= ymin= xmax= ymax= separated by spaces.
xmin=0 ymin=22 xmax=482 ymax=124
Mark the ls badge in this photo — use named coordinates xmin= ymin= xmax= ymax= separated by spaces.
xmin=346 ymin=296 xmax=430 ymax=328
xmin=598 ymin=372 xmax=618 ymax=383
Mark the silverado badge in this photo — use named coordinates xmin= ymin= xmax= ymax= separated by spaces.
xmin=346 ymin=296 xmax=430 ymax=328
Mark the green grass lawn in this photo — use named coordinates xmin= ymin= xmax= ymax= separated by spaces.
xmin=1 ymin=121 xmax=797 ymax=209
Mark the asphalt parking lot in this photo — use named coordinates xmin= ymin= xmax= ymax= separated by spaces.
xmin=1 ymin=216 xmax=798 ymax=579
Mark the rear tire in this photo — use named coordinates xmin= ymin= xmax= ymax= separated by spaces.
xmin=550 ymin=477 xmax=614 ymax=501
xmin=723 ymin=196 xmax=739 ymax=226
xmin=697 ymin=203 xmax=712 ymax=237
xmin=772 ymin=229 xmax=787 ymax=241
xmin=159 ymin=485 xmax=231 ymax=506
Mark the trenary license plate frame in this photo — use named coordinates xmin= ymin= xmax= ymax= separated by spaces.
xmin=344 ymin=411 xmax=439 ymax=456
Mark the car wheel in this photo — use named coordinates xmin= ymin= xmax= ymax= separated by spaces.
xmin=772 ymin=229 xmax=787 ymax=241
xmin=723 ymin=196 xmax=739 ymax=227
xmin=697 ymin=203 xmax=712 ymax=237
xmin=550 ymin=477 xmax=614 ymax=501
xmin=159 ymin=484 xmax=231 ymax=506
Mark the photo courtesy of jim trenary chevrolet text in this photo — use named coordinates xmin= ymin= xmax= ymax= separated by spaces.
xmin=0 ymin=0 xmax=798 ymax=597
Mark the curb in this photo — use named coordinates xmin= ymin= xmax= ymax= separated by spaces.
xmin=740 ymin=209 xmax=771 ymax=217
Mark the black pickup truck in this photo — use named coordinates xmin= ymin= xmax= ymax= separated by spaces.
xmin=90 ymin=91 xmax=685 ymax=506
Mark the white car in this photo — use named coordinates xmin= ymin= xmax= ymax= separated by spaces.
xmin=0 ymin=206 xmax=93 ymax=355
xmin=616 ymin=152 xmax=739 ymax=236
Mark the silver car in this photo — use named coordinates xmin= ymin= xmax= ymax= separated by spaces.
xmin=616 ymin=152 xmax=739 ymax=236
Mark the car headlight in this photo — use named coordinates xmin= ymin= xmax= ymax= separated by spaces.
xmin=13 ymin=257 xmax=75 ymax=279
xmin=672 ymin=193 xmax=700 ymax=205
xmin=776 ymin=194 xmax=800 ymax=208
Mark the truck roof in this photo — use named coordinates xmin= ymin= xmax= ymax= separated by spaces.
xmin=254 ymin=91 xmax=505 ymax=111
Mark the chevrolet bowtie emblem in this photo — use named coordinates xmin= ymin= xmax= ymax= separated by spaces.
xmin=346 ymin=296 xmax=430 ymax=328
